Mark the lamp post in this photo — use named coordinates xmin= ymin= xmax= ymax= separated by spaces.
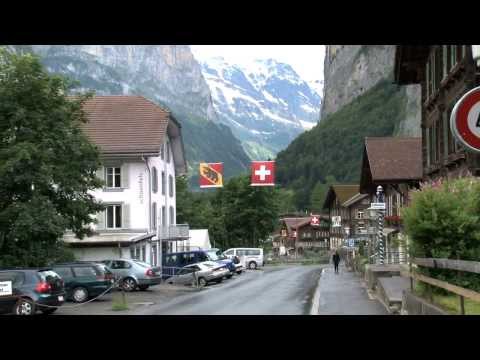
xmin=376 ymin=186 xmax=385 ymax=265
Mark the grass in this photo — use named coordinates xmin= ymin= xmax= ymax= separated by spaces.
xmin=111 ymin=292 xmax=129 ymax=311
xmin=414 ymin=284 xmax=480 ymax=315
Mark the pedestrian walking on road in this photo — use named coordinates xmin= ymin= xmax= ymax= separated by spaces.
xmin=332 ymin=251 xmax=340 ymax=274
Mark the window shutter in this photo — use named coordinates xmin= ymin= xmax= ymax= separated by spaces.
xmin=96 ymin=210 xmax=106 ymax=230
xmin=122 ymin=203 xmax=130 ymax=229
xmin=121 ymin=163 xmax=129 ymax=188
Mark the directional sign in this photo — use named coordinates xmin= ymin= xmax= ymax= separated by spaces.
xmin=451 ymin=86 xmax=480 ymax=153
xmin=370 ymin=203 xmax=386 ymax=210
xmin=0 ymin=281 xmax=12 ymax=296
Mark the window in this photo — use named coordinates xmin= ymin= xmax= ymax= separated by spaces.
xmin=0 ymin=271 xmax=25 ymax=286
xmin=52 ymin=267 xmax=73 ymax=278
xmin=106 ymin=204 xmax=122 ymax=229
xmin=169 ymin=175 xmax=174 ymax=197
xmin=225 ymin=250 xmax=234 ymax=256
xmin=357 ymin=210 xmax=364 ymax=219
xmin=161 ymin=171 xmax=166 ymax=195
xmin=135 ymin=247 xmax=140 ymax=260
xmin=161 ymin=206 xmax=166 ymax=225
xmin=152 ymin=202 xmax=157 ymax=230
xmin=141 ymin=246 xmax=146 ymax=262
xmin=151 ymin=245 xmax=157 ymax=266
xmin=169 ymin=206 xmax=175 ymax=225
xmin=111 ymin=260 xmax=131 ymax=269
xmin=106 ymin=167 xmax=121 ymax=188
xmin=160 ymin=144 xmax=165 ymax=160
xmin=166 ymin=142 xmax=170 ymax=163
xmin=152 ymin=167 xmax=158 ymax=193
xmin=197 ymin=252 xmax=209 ymax=262
xmin=73 ymin=266 xmax=97 ymax=277
xmin=130 ymin=248 xmax=135 ymax=260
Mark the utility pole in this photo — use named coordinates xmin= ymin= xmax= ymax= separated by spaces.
xmin=377 ymin=186 xmax=385 ymax=265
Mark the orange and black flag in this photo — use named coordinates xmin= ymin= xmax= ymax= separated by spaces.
xmin=199 ymin=162 xmax=223 ymax=188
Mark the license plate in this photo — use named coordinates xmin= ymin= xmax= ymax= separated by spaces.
xmin=58 ymin=296 xmax=64 ymax=302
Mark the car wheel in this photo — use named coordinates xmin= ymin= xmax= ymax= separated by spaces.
xmin=138 ymin=285 xmax=149 ymax=291
xmin=41 ymin=308 xmax=57 ymax=315
xmin=236 ymin=270 xmax=242 ymax=275
xmin=72 ymin=287 xmax=89 ymax=303
xmin=197 ymin=277 xmax=207 ymax=288
xmin=14 ymin=298 xmax=35 ymax=315
xmin=215 ymin=278 xmax=223 ymax=284
xmin=122 ymin=277 xmax=137 ymax=292
xmin=226 ymin=274 xmax=233 ymax=279
xmin=248 ymin=261 xmax=257 ymax=270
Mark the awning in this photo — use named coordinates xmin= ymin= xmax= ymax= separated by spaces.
xmin=63 ymin=232 xmax=147 ymax=247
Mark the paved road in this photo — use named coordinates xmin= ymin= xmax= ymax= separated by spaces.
xmin=134 ymin=265 xmax=323 ymax=315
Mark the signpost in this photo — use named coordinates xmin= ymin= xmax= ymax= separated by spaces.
xmin=450 ymin=86 xmax=480 ymax=153
xmin=370 ymin=202 xmax=386 ymax=210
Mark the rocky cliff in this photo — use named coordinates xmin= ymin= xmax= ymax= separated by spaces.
xmin=321 ymin=45 xmax=421 ymax=137
xmin=8 ymin=45 xmax=251 ymax=183
xmin=199 ymin=57 xmax=321 ymax=159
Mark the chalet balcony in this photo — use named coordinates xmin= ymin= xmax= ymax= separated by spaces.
xmin=158 ymin=224 xmax=189 ymax=240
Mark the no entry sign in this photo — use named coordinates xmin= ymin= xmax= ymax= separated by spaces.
xmin=451 ymin=86 xmax=480 ymax=153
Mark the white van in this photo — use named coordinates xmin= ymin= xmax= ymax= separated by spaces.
xmin=223 ymin=248 xmax=264 ymax=270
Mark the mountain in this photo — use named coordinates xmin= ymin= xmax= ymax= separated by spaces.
xmin=199 ymin=57 xmax=321 ymax=159
xmin=8 ymin=45 xmax=251 ymax=185
xmin=277 ymin=45 xmax=423 ymax=210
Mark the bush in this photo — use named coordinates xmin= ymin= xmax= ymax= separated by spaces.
xmin=403 ymin=177 xmax=480 ymax=292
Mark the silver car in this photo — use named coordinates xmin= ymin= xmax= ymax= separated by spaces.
xmin=101 ymin=259 xmax=162 ymax=292
xmin=167 ymin=261 xmax=230 ymax=288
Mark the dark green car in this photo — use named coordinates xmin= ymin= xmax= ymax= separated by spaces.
xmin=51 ymin=262 xmax=114 ymax=303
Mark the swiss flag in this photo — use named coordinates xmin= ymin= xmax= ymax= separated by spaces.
xmin=251 ymin=161 xmax=275 ymax=186
xmin=310 ymin=215 xmax=320 ymax=226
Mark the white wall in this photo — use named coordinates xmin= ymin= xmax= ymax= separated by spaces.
xmin=72 ymin=247 xmax=132 ymax=261
xmin=90 ymin=137 xmax=177 ymax=232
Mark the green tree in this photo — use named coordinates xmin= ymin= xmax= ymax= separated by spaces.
xmin=0 ymin=49 xmax=104 ymax=267
xmin=309 ymin=175 xmax=337 ymax=213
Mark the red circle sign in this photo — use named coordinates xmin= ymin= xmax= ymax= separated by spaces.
xmin=451 ymin=86 xmax=480 ymax=152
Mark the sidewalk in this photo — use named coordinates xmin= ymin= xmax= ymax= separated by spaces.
xmin=315 ymin=265 xmax=388 ymax=315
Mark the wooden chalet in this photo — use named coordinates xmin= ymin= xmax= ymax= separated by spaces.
xmin=359 ymin=137 xmax=423 ymax=264
xmin=394 ymin=45 xmax=480 ymax=182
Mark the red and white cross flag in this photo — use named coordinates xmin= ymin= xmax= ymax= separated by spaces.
xmin=251 ymin=160 xmax=275 ymax=186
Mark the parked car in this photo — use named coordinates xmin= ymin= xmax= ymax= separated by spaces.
xmin=166 ymin=261 xmax=230 ymax=287
xmin=163 ymin=249 xmax=237 ymax=279
xmin=0 ymin=268 xmax=66 ymax=315
xmin=223 ymin=248 xmax=264 ymax=270
xmin=101 ymin=259 xmax=162 ymax=292
xmin=206 ymin=248 xmax=240 ymax=277
xmin=51 ymin=262 xmax=114 ymax=303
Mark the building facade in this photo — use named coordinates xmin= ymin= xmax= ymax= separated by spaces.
xmin=274 ymin=216 xmax=330 ymax=256
xmin=394 ymin=45 xmax=480 ymax=182
xmin=359 ymin=137 xmax=423 ymax=264
xmin=63 ymin=96 xmax=188 ymax=265
xmin=323 ymin=185 xmax=359 ymax=250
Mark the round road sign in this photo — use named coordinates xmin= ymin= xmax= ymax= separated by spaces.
xmin=450 ymin=86 xmax=480 ymax=153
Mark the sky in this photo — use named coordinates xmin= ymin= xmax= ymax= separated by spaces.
xmin=191 ymin=45 xmax=325 ymax=86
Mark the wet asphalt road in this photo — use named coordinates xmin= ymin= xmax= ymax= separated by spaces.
xmin=134 ymin=265 xmax=323 ymax=315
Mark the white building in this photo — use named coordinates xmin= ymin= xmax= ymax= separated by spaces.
xmin=177 ymin=229 xmax=211 ymax=251
xmin=63 ymin=96 xmax=188 ymax=265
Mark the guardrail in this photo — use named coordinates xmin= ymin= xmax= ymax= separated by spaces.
xmin=407 ymin=257 xmax=480 ymax=314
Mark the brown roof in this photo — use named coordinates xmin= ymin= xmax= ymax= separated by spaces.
xmin=80 ymin=96 xmax=170 ymax=155
xmin=365 ymin=137 xmax=422 ymax=181
xmin=323 ymin=185 xmax=359 ymax=209
xmin=282 ymin=217 xmax=310 ymax=233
